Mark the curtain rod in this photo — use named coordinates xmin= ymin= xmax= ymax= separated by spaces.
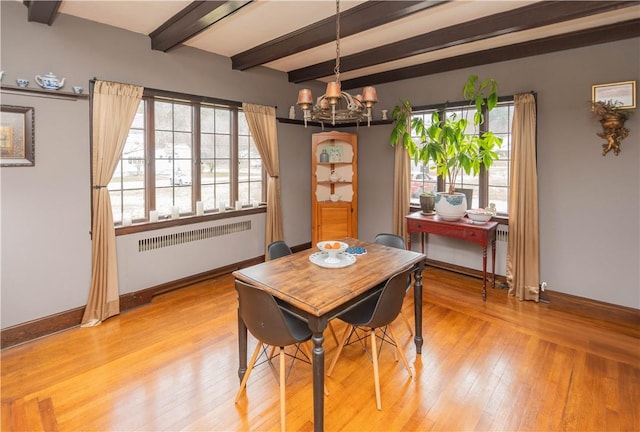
xmin=90 ymin=77 xmax=242 ymax=108
xmin=412 ymin=91 xmax=536 ymax=112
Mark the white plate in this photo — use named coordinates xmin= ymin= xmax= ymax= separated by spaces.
xmin=309 ymin=251 xmax=356 ymax=269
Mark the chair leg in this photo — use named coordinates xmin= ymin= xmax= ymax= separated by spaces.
xmin=279 ymin=346 xmax=286 ymax=432
xmin=327 ymin=324 xmax=352 ymax=377
xmin=399 ymin=310 xmax=413 ymax=336
xmin=235 ymin=341 xmax=263 ymax=403
xmin=370 ymin=330 xmax=382 ymax=410
xmin=388 ymin=325 xmax=413 ymax=377
xmin=328 ymin=322 xmax=340 ymax=346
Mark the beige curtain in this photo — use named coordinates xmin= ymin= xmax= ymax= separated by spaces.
xmin=393 ymin=134 xmax=411 ymax=242
xmin=81 ymin=81 xmax=143 ymax=327
xmin=242 ymin=103 xmax=284 ymax=252
xmin=506 ymin=92 xmax=539 ymax=301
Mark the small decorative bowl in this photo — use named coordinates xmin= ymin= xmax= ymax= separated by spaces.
xmin=466 ymin=209 xmax=493 ymax=224
xmin=317 ymin=240 xmax=349 ymax=264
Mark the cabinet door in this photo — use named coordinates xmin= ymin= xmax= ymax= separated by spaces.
xmin=316 ymin=203 xmax=353 ymax=242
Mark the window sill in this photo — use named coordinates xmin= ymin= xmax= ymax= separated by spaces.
xmin=116 ymin=205 xmax=266 ymax=236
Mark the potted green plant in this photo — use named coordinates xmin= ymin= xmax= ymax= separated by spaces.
xmin=390 ymin=74 xmax=503 ymax=220
xmin=590 ymin=100 xmax=633 ymax=156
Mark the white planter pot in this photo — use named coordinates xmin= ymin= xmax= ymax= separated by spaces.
xmin=434 ymin=192 xmax=467 ymax=221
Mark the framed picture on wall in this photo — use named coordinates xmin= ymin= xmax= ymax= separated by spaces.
xmin=1 ymin=105 xmax=35 ymax=167
xmin=591 ymin=80 xmax=636 ymax=109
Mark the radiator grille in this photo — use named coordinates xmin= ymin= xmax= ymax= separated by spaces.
xmin=138 ymin=220 xmax=251 ymax=252
xmin=497 ymin=225 xmax=509 ymax=243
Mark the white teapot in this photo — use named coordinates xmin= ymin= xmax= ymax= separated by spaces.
xmin=35 ymin=72 xmax=65 ymax=90
xmin=329 ymin=170 xmax=340 ymax=182
xmin=329 ymin=194 xmax=341 ymax=202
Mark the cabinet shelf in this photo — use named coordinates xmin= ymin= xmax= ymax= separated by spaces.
xmin=317 ymin=181 xmax=352 ymax=185
xmin=316 ymin=161 xmax=351 ymax=165
xmin=0 ymin=84 xmax=88 ymax=100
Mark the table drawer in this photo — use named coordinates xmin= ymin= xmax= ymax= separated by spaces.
xmin=408 ymin=219 xmax=487 ymax=244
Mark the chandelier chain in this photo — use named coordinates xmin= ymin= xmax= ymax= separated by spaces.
xmin=334 ymin=0 xmax=340 ymax=83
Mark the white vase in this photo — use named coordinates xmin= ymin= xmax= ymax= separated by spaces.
xmin=434 ymin=192 xmax=467 ymax=221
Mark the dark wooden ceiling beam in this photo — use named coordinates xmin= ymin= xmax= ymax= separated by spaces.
xmin=231 ymin=0 xmax=448 ymax=71
xmin=290 ymin=0 xmax=637 ymax=83
xmin=150 ymin=0 xmax=253 ymax=52
xmin=23 ymin=0 xmax=61 ymax=25
xmin=342 ymin=19 xmax=640 ymax=91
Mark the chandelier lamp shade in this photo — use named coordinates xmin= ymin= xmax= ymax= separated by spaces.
xmin=296 ymin=0 xmax=378 ymax=127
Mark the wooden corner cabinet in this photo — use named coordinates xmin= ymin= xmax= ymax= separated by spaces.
xmin=311 ymin=131 xmax=358 ymax=244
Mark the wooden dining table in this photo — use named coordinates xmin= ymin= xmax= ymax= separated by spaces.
xmin=232 ymin=237 xmax=426 ymax=432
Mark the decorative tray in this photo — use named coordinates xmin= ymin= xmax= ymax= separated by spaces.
xmin=309 ymin=252 xmax=356 ymax=269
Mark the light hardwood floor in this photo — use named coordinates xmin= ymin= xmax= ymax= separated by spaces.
xmin=2 ymin=267 xmax=639 ymax=431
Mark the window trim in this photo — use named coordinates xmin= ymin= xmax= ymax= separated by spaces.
xmin=88 ymin=83 xmax=265 ymax=234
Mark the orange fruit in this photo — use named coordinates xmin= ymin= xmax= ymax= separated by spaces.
xmin=324 ymin=244 xmax=332 ymax=249
xmin=333 ymin=242 xmax=341 ymax=249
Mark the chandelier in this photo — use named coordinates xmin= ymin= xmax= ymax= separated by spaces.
xmin=296 ymin=0 xmax=378 ymax=127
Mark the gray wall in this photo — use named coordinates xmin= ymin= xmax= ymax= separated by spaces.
xmin=1 ymin=0 xmax=638 ymax=330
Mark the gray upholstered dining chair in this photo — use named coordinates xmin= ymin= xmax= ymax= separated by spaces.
xmin=374 ymin=233 xmax=413 ymax=336
xmin=326 ymin=267 xmax=414 ymax=410
xmin=234 ymin=280 xmax=320 ymax=432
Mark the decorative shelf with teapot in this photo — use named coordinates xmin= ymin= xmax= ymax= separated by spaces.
xmin=311 ymin=131 xmax=358 ymax=244
xmin=0 ymin=73 xmax=87 ymax=100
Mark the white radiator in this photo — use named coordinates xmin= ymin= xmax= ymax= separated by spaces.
xmin=495 ymin=224 xmax=508 ymax=276
xmin=116 ymin=214 xmax=266 ymax=294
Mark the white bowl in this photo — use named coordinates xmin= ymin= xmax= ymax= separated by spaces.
xmin=466 ymin=209 xmax=493 ymax=224
xmin=317 ymin=240 xmax=349 ymax=264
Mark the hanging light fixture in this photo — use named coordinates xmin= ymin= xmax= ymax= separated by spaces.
xmin=296 ymin=0 xmax=378 ymax=127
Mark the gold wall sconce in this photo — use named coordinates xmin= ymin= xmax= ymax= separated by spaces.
xmin=591 ymin=81 xmax=636 ymax=156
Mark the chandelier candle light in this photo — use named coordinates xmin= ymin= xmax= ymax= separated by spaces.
xmin=297 ymin=0 xmax=378 ymax=127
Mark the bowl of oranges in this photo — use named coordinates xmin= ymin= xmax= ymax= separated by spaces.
xmin=317 ymin=240 xmax=349 ymax=264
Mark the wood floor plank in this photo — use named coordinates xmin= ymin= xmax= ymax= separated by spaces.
xmin=1 ymin=268 xmax=638 ymax=431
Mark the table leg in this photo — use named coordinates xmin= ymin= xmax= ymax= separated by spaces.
xmin=413 ymin=261 xmax=424 ymax=354
xmin=237 ymin=308 xmax=247 ymax=381
xmin=308 ymin=317 xmax=327 ymax=432
xmin=482 ymin=246 xmax=488 ymax=301
xmin=492 ymin=239 xmax=496 ymax=288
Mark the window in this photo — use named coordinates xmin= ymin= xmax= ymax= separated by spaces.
xmin=410 ymin=99 xmax=514 ymax=215
xmin=108 ymin=93 xmax=264 ymax=225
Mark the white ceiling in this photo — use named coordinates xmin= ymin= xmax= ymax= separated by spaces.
xmin=50 ymin=0 xmax=640 ymax=86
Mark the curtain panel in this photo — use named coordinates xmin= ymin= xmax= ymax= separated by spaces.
xmin=82 ymin=81 xmax=143 ymax=326
xmin=242 ymin=103 xmax=284 ymax=253
xmin=506 ymin=92 xmax=540 ymax=301
xmin=393 ymin=136 xmax=411 ymax=242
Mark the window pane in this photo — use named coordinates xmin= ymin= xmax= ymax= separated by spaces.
xmin=123 ymin=189 xmax=145 ymax=220
xmin=215 ymin=109 xmax=230 ymax=134
xmin=110 ymin=190 xmax=122 ymax=223
xmin=156 ymin=187 xmax=173 ymax=217
xmin=238 ymin=111 xmax=263 ymax=205
xmin=487 ymin=102 xmax=513 ymax=215
xmin=130 ymin=102 xmax=145 ymax=129
xmin=155 ymin=101 xmax=173 ymax=130
xmin=173 ymin=104 xmax=192 ymax=132
xmin=109 ymin=100 xmax=145 ymax=223
xmin=201 ymin=107 xmax=215 ymax=133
